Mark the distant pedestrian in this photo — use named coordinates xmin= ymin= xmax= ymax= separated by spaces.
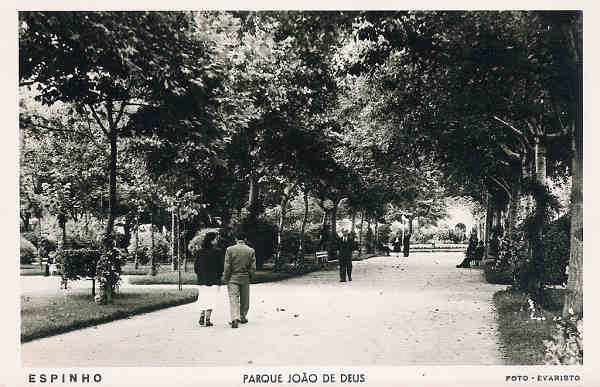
xmin=338 ymin=229 xmax=354 ymax=282
xmin=392 ymin=235 xmax=402 ymax=253
xmin=475 ymin=241 xmax=485 ymax=262
xmin=221 ymin=230 xmax=256 ymax=328
xmin=194 ymin=232 xmax=224 ymax=327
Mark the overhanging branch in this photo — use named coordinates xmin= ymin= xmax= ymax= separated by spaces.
xmin=487 ymin=174 xmax=512 ymax=200
xmin=493 ymin=116 xmax=531 ymax=149
xmin=499 ymin=143 xmax=521 ymax=161
xmin=88 ymin=104 xmax=109 ymax=137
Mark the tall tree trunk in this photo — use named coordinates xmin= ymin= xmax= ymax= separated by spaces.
xmin=329 ymin=201 xmax=339 ymax=258
xmin=351 ymin=211 xmax=356 ymax=234
xmin=404 ymin=216 xmax=414 ymax=257
xmin=57 ymin=213 xmax=67 ymax=248
xmin=246 ymin=172 xmax=260 ymax=218
xmin=276 ymin=182 xmax=296 ymax=263
xmin=134 ymin=213 xmax=139 ymax=270
xmin=558 ymin=14 xmax=583 ymax=318
xmin=150 ymin=207 xmax=156 ymax=276
xmin=507 ymin=165 xmax=522 ymax=236
xmin=319 ymin=209 xmax=328 ymax=250
xmin=171 ymin=209 xmax=176 ymax=271
xmin=564 ymin=125 xmax=583 ymax=317
xmin=105 ymin=131 xmax=118 ymax=237
xmin=358 ymin=211 xmax=365 ymax=253
xmin=182 ymin=220 xmax=187 ymax=273
xmin=222 ymin=211 xmax=232 ymax=231
xmin=123 ymin=216 xmax=132 ymax=251
xmin=484 ymin=192 xmax=493 ymax=259
xmin=531 ymin=137 xmax=548 ymax=299
xmin=21 ymin=214 xmax=30 ymax=232
xmin=367 ymin=217 xmax=372 ymax=253
xmin=177 ymin=208 xmax=182 ymax=290
xmin=298 ymin=190 xmax=309 ymax=260
xmin=38 ymin=216 xmax=43 ymax=272
xmin=176 ymin=212 xmax=181 ymax=272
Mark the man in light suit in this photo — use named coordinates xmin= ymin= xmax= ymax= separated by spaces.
xmin=222 ymin=230 xmax=256 ymax=328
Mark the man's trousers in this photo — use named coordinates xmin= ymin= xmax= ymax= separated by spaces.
xmin=339 ymin=257 xmax=352 ymax=281
xmin=227 ymin=282 xmax=250 ymax=321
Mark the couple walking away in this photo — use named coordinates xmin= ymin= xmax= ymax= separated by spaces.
xmin=194 ymin=230 xmax=256 ymax=329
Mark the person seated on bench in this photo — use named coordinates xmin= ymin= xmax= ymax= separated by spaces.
xmin=457 ymin=241 xmax=484 ymax=267
xmin=456 ymin=256 xmax=471 ymax=268
xmin=457 ymin=238 xmax=477 ymax=268
xmin=473 ymin=241 xmax=484 ymax=263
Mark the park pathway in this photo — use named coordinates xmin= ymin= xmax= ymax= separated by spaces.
xmin=21 ymin=252 xmax=506 ymax=367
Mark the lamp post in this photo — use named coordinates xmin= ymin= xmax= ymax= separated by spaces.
xmin=176 ymin=202 xmax=182 ymax=291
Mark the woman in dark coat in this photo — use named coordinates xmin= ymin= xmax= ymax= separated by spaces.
xmin=194 ymin=232 xmax=224 ymax=327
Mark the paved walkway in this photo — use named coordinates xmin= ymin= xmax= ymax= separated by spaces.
xmin=21 ymin=252 xmax=506 ymax=366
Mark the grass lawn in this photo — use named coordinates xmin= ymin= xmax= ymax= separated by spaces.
xmin=120 ymin=262 xmax=199 ymax=275
xmin=493 ymin=287 xmax=567 ymax=365
xmin=128 ymin=265 xmax=321 ymax=285
xmin=21 ymin=287 xmax=197 ymax=343
xmin=20 ymin=265 xmax=45 ymax=276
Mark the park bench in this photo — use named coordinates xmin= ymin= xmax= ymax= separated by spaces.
xmin=302 ymin=254 xmax=317 ymax=264
xmin=315 ymin=251 xmax=329 ymax=267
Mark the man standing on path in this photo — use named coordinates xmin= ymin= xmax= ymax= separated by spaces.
xmin=222 ymin=230 xmax=256 ymax=328
xmin=338 ymin=229 xmax=354 ymax=282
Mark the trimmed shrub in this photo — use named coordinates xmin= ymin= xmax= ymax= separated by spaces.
xmin=239 ymin=217 xmax=277 ymax=269
xmin=279 ymin=230 xmax=304 ymax=258
xmin=21 ymin=231 xmax=57 ymax=257
xmin=484 ymin=261 xmax=514 ymax=284
xmin=96 ymin=244 xmax=124 ymax=301
xmin=484 ymin=232 xmax=528 ymax=285
xmin=20 ymin=235 xmax=37 ymax=264
xmin=276 ymin=231 xmax=318 ymax=264
xmin=377 ymin=224 xmax=391 ymax=245
xmin=115 ymin=232 xmax=129 ymax=249
xmin=508 ymin=215 xmax=570 ymax=290
xmin=21 ymin=231 xmax=40 ymax=247
xmin=299 ymin=233 xmax=318 ymax=255
xmin=56 ymin=249 xmax=101 ymax=281
xmin=38 ymin=237 xmax=57 ymax=257
xmin=542 ymin=215 xmax=570 ymax=285
xmin=365 ymin=228 xmax=374 ymax=253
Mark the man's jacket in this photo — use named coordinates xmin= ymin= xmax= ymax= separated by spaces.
xmin=221 ymin=241 xmax=256 ymax=285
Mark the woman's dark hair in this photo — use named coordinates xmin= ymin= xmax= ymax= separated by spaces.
xmin=233 ymin=229 xmax=246 ymax=241
xmin=201 ymin=232 xmax=218 ymax=249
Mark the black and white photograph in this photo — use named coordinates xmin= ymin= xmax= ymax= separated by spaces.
xmin=4 ymin=3 xmax=596 ymax=386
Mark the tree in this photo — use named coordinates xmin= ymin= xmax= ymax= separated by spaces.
xmin=19 ymin=11 xmax=228 ymax=302
xmin=345 ymin=11 xmax=578 ymax=300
